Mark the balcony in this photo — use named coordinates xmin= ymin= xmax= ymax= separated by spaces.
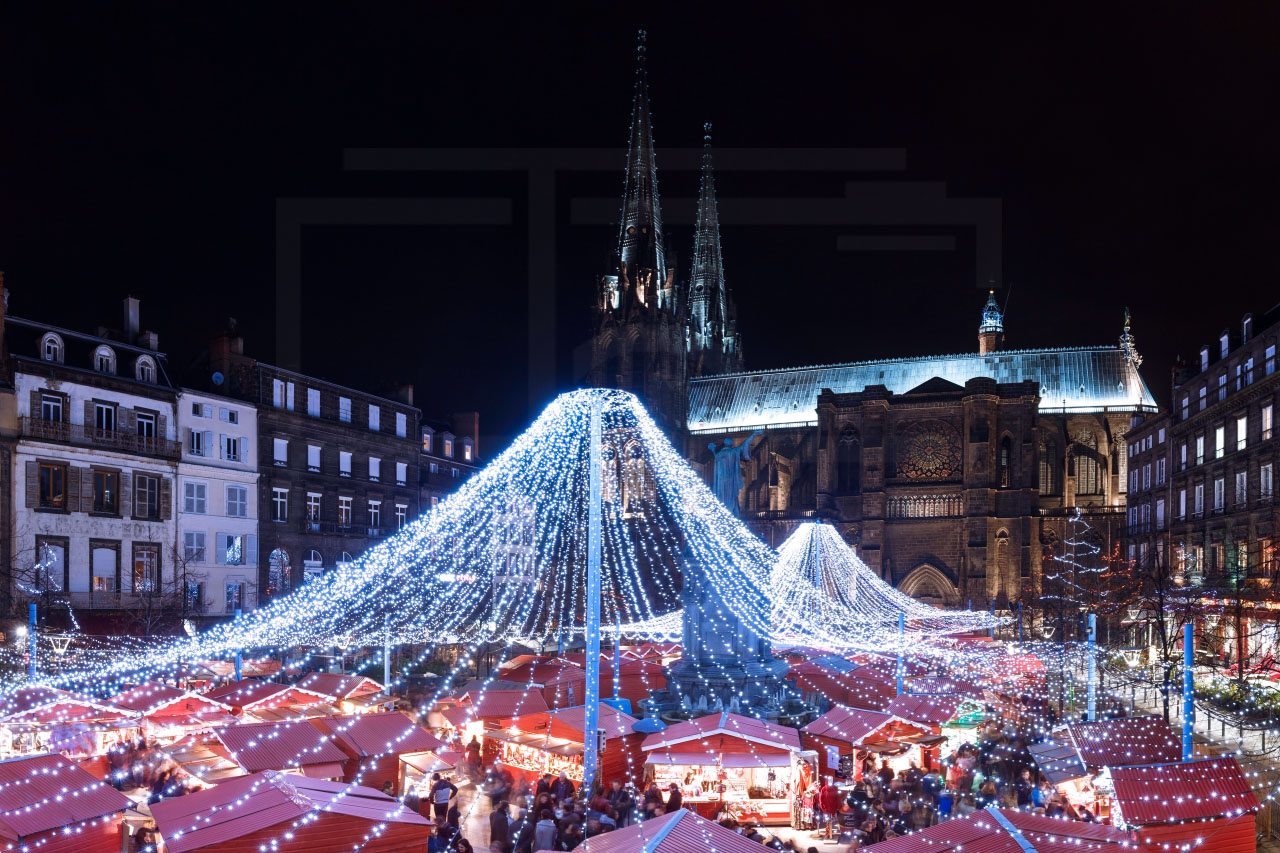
xmin=22 ymin=417 xmax=180 ymax=459
xmin=298 ymin=520 xmax=393 ymax=538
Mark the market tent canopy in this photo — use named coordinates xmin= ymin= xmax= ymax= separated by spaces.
xmin=110 ymin=683 xmax=234 ymax=717
xmin=202 ymin=679 xmax=331 ymax=712
xmin=802 ymin=705 xmax=928 ymax=745
xmin=885 ymin=694 xmax=964 ymax=727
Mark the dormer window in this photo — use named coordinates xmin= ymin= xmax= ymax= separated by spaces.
xmin=463 ymin=440 xmax=473 ymax=462
xmin=40 ymin=333 xmax=64 ymax=363
xmin=422 ymin=429 xmax=433 ymax=453
xmin=135 ymin=355 xmax=156 ymax=383
xmin=443 ymin=438 xmax=453 ymax=458
xmin=93 ymin=345 xmax=116 ymax=375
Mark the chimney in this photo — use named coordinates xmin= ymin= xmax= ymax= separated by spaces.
xmin=452 ymin=411 xmax=480 ymax=457
xmin=395 ymin=384 xmax=414 ymax=406
xmin=123 ymin=296 xmax=140 ymax=344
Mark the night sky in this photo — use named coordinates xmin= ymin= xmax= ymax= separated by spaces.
xmin=1 ymin=6 xmax=1276 ymax=450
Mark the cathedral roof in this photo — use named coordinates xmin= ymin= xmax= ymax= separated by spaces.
xmin=686 ymin=345 xmax=1158 ymax=433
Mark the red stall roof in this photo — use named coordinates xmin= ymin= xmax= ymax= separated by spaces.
xmin=1111 ymin=756 xmax=1259 ymax=826
xmin=294 ymin=673 xmax=384 ymax=701
xmin=865 ymin=805 xmax=1132 ymax=853
xmin=642 ymin=712 xmax=800 ymax=753
xmin=215 ymin=719 xmax=349 ymax=773
xmin=152 ymin=769 xmax=430 ymax=853
xmin=1065 ymin=715 xmax=1182 ymax=768
xmin=905 ymin=676 xmax=984 ymax=699
xmin=310 ymin=712 xmax=443 ymax=757
xmin=0 ymin=752 xmax=132 ymax=840
xmin=509 ymin=704 xmax=639 ymax=742
xmin=802 ymin=705 xmax=928 ymax=746
xmin=111 ymin=683 xmax=234 ymax=716
xmin=885 ymin=694 xmax=964 ymax=727
xmin=0 ymin=686 xmax=132 ymax=725
xmin=204 ymin=678 xmax=330 ymax=710
xmin=547 ymin=807 xmax=764 ymax=853
xmin=444 ymin=689 xmax=549 ymax=726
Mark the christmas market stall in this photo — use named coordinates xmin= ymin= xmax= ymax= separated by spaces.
xmin=561 ymin=807 xmax=771 ymax=853
xmin=493 ymin=703 xmax=643 ymax=786
xmin=861 ymin=804 xmax=1134 ymax=853
xmin=440 ymin=687 xmax=550 ymax=751
xmin=640 ymin=711 xmax=803 ymax=824
xmin=214 ymin=719 xmax=350 ymax=780
xmin=202 ymin=678 xmax=335 ymax=719
xmin=801 ymin=705 xmax=941 ymax=782
xmin=109 ymin=683 xmax=237 ymax=743
xmin=151 ymin=770 xmax=432 ymax=853
xmin=1029 ymin=714 xmax=1183 ymax=819
xmin=296 ymin=673 xmax=396 ymax=713
xmin=885 ymin=693 xmax=984 ymax=754
xmin=0 ymin=752 xmax=134 ymax=853
xmin=0 ymin=686 xmax=140 ymax=766
xmin=1109 ymin=756 xmax=1259 ymax=853
xmin=309 ymin=712 xmax=444 ymax=793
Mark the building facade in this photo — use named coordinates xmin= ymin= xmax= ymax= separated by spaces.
xmin=1122 ymin=307 xmax=1279 ymax=662
xmin=7 ymin=296 xmax=183 ymax=630
xmin=586 ymin=41 xmax=1156 ymax=608
xmin=420 ymin=415 xmax=479 ymax=511
xmin=176 ymin=389 xmax=259 ymax=619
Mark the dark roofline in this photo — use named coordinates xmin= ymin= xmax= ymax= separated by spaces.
xmin=256 ymin=362 xmax=421 ymax=414
xmin=690 ymin=344 xmax=1128 ymax=382
xmin=7 ymin=316 xmax=169 ymax=359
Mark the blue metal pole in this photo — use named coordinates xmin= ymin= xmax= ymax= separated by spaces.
xmin=896 ymin=611 xmax=905 ymax=696
xmin=27 ymin=603 xmax=36 ymax=680
xmin=613 ymin=613 xmax=622 ymax=701
xmin=1183 ymin=622 xmax=1194 ymax=760
xmin=1087 ymin=613 xmax=1097 ymax=721
xmin=234 ymin=608 xmax=243 ymax=681
xmin=583 ymin=396 xmax=603 ymax=791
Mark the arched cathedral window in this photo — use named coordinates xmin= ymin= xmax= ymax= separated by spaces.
xmin=999 ymin=436 xmax=1012 ymax=488
xmin=837 ymin=427 xmax=860 ymax=493
xmin=1039 ymin=440 xmax=1059 ymax=495
xmin=1074 ymin=431 xmax=1102 ymax=495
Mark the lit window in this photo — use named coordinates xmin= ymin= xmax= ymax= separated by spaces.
xmin=422 ymin=431 xmax=433 ymax=453
xmin=444 ymin=439 xmax=453 ymax=458
xmin=464 ymin=442 xmax=472 ymax=461
xmin=339 ymin=496 xmax=352 ymax=526
xmin=1237 ymin=414 xmax=1248 ymax=450
xmin=38 ymin=463 xmax=67 ymax=510
xmin=1195 ymin=435 xmax=1205 ymax=465
xmin=1215 ymin=425 xmax=1225 ymax=459
xmin=133 ymin=545 xmax=159 ymax=593
xmin=1265 ymin=405 xmax=1274 ymax=440
xmin=306 ymin=492 xmax=321 ymax=523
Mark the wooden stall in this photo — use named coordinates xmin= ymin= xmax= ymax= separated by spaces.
xmin=495 ymin=703 xmax=644 ymax=787
xmin=1109 ymin=756 xmax=1259 ymax=853
xmin=110 ymin=683 xmax=237 ymax=743
xmin=0 ymin=753 xmax=133 ymax=853
xmin=309 ymin=712 xmax=443 ymax=793
xmin=214 ymin=719 xmax=350 ymax=780
xmin=801 ymin=705 xmax=940 ymax=782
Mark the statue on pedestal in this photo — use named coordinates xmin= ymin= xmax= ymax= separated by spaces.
xmin=709 ymin=430 xmax=763 ymax=517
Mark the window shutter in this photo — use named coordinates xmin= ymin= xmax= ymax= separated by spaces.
xmin=247 ymin=535 xmax=258 ymax=566
xmin=219 ymin=434 xmax=227 ymax=460
xmin=28 ymin=389 xmax=39 ymax=419
xmin=120 ymin=472 xmax=132 ymax=517
xmin=183 ymin=426 xmax=192 ymax=454
xmin=203 ymin=431 xmax=214 ymax=456
xmin=203 ymin=404 xmax=213 ymax=419
xmin=79 ymin=467 xmax=93 ymax=508
xmin=160 ymin=477 xmax=173 ymax=520
xmin=157 ymin=413 xmax=168 ymax=439
xmin=120 ymin=408 xmax=136 ymax=434
xmin=238 ymin=437 xmax=246 ymax=462
xmin=83 ymin=399 xmax=93 ymax=427
xmin=67 ymin=467 xmax=81 ymax=512
xmin=215 ymin=533 xmax=227 ymax=565
xmin=24 ymin=461 xmax=37 ymax=508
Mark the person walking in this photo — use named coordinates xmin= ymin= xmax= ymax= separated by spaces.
xmin=430 ymin=774 xmax=458 ymax=824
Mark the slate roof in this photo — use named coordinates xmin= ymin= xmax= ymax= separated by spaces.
xmin=687 ymin=345 xmax=1156 ymax=433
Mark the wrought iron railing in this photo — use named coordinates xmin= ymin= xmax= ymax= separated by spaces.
xmin=21 ymin=417 xmax=180 ymax=459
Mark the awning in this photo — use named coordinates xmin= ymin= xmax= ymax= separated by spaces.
xmin=401 ymin=751 xmax=455 ymax=774
xmin=861 ymin=742 xmax=910 ymax=756
xmin=300 ymin=762 xmax=344 ymax=779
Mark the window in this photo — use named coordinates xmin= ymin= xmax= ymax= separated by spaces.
xmin=1246 ymin=357 xmax=1256 ymax=385
xmin=430 ymin=496 xmax=438 ymax=508
xmin=1200 ymin=347 xmax=1210 ymax=371
xmin=136 ymin=357 xmax=155 ymax=383
xmin=1237 ymin=414 xmax=1248 ymax=450
xmin=339 ymin=396 xmax=351 ymax=423
xmin=1221 ymin=332 xmax=1230 ymax=359
xmin=1199 ymin=386 xmax=1207 ymax=411
xmin=307 ymin=388 xmax=320 ymax=417
xmin=218 ymin=407 xmax=238 ymax=424
xmin=185 ymin=582 xmax=203 ymax=612
xmin=1215 ymin=425 xmax=1225 ymax=458
xmin=429 ymin=462 xmax=438 ymax=474
xmin=339 ymin=450 xmax=352 ymax=477
xmin=339 ymin=495 xmax=352 ymax=525
xmin=133 ymin=544 xmax=159 ymax=593
xmin=222 ymin=534 xmax=245 ymax=566
xmin=1073 ymin=433 xmax=1101 ymax=496
xmin=1213 ymin=477 xmax=1224 ymax=511
xmin=1158 ymin=427 xmax=1166 ymax=444
xmin=1156 ymin=458 xmax=1165 ymax=485
xmin=184 ymin=481 xmax=207 ymax=514
xmin=307 ymin=444 xmax=320 ymax=472
xmin=1237 ymin=471 xmax=1248 ymax=507
xmin=1263 ymin=463 xmax=1274 ymax=500
xmin=464 ymin=442 xmax=473 ymax=461
xmin=452 ymin=467 xmax=459 ymax=478
xmin=190 ymin=429 xmax=207 ymax=457
xmin=136 ymin=411 xmax=156 ymax=437
xmin=39 ymin=394 xmax=62 ymax=423
xmin=1178 ymin=489 xmax=1186 ymax=519
xmin=1156 ymin=498 xmax=1165 ymax=530
xmin=1194 ymin=483 xmax=1204 ymax=516
xmin=93 ymin=345 xmax=116 ymax=374
xmin=92 ymin=470 xmax=118 ymax=514
xmin=368 ymin=405 xmax=380 ymax=431
xmin=1195 ymin=434 xmax=1205 ymax=465
xmin=396 ymin=504 xmax=408 ymax=528
xmin=1235 ymin=364 xmax=1244 ymax=391
xmin=221 ymin=434 xmax=241 ymax=462
xmin=94 ymin=402 xmax=116 ymax=433
xmin=226 ymin=582 xmax=243 ymax=612
xmin=226 ymin=485 xmax=248 ymax=518
xmin=368 ymin=457 xmax=381 ymax=482
xmin=1142 ymin=463 xmax=1151 ymax=490
xmin=183 ymin=531 xmax=206 ymax=563
xmin=443 ymin=438 xmax=453 ymax=458
xmin=1038 ymin=440 xmax=1058 ymax=495
xmin=1264 ymin=404 xmax=1273 ymax=440
xmin=272 ymin=379 xmax=285 ymax=408
xmin=273 ymin=437 xmax=288 ymax=466
xmin=306 ymin=492 xmax=321 ymax=523
xmin=1267 ymin=345 xmax=1276 ymax=376
xmin=1218 ymin=374 xmax=1227 ymax=402
xmin=396 ymin=412 xmax=407 ymax=437
xmin=40 ymin=333 xmax=63 ymax=363
xmin=272 ymin=487 xmax=289 ymax=522
xmin=423 ymin=431 xmax=433 ymax=453
xmin=1129 ymin=469 xmax=1137 ymax=494
xmin=1181 ymin=396 xmax=1189 ymax=420
xmin=998 ymin=436 xmax=1012 ymax=488
xmin=38 ymin=463 xmax=67 ymax=509
xmin=368 ymin=500 xmax=381 ymax=529
xmin=134 ymin=474 xmax=159 ymax=520
xmin=396 ymin=461 xmax=408 ymax=486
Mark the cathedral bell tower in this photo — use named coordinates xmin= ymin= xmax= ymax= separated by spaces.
xmin=588 ymin=31 xmax=687 ymax=438
xmin=687 ymin=124 xmax=743 ymax=377
xmin=978 ymin=289 xmax=1003 ymax=354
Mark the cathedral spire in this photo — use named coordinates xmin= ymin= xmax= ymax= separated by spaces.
xmin=688 ymin=124 xmax=741 ymax=374
xmin=616 ymin=30 xmax=665 ymax=277
xmin=978 ymin=289 xmax=1003 ymax=354
xmin=1119 ymin=307 xmax=1142 ymax=368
